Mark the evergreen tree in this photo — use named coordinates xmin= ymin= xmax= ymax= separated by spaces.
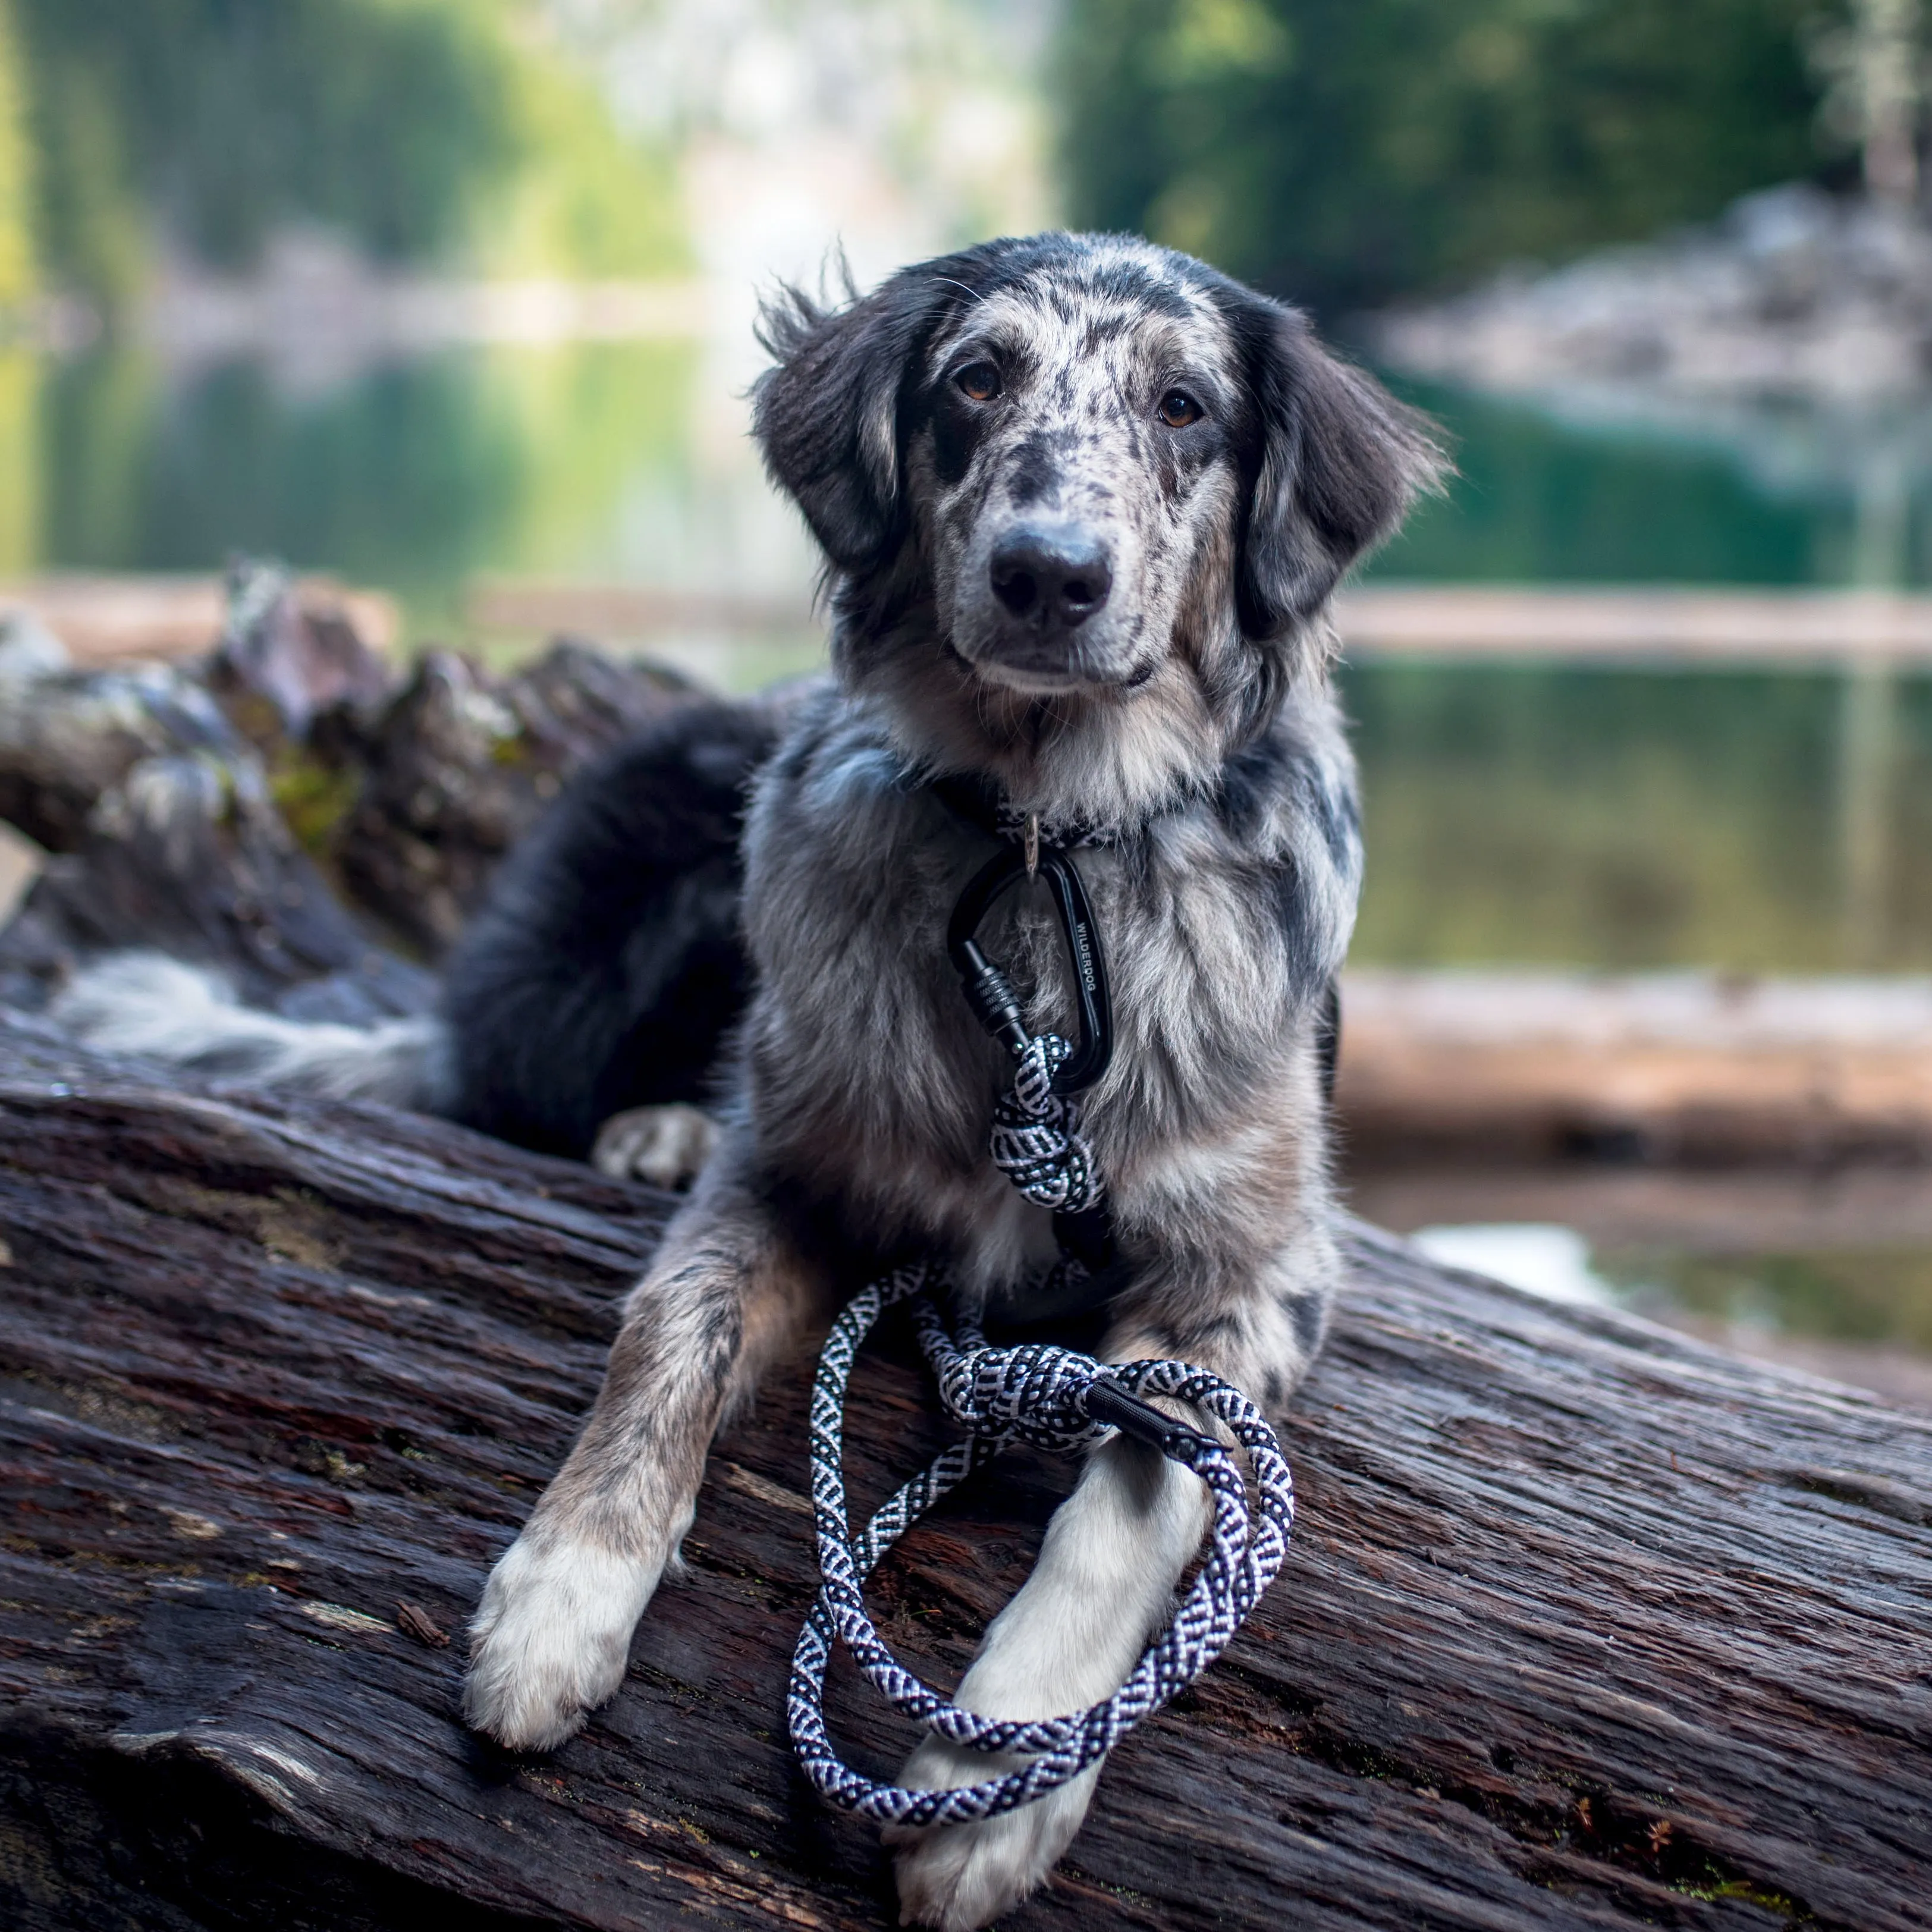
xmin=1060 ymin=0 xmax=1833 ymax=315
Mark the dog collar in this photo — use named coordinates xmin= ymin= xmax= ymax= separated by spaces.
xmin=921 ymin=770 xmax=1203 ymax=852
xmin=923 ymin=772 xmax=1108 ymax=850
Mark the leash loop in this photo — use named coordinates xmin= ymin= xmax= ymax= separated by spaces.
xmin=987 ymin=1032 xmax=1099 ymax=1212
xmin=787 ymin=1264 xmax=1295 ymax=1826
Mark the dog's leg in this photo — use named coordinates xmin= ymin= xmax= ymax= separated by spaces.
xmin=887 ymin=1426 xmax=1207 ymax=1929
xmin=464 ymin=1150 xmax=822 ymax=1751
xmin=890 ymin=1232 xmax=1334 ymax=1930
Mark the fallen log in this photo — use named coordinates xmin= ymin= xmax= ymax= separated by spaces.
xmin=0 ymin=595 xmax=699 ymax=1006
xmin=1337 ymin=967 xmax=1932 ymax=1164
xmin=0 ymin=573 xmax=399 ymax=666
xmin=2 ymin=1013 xmax=1927 ymax=1930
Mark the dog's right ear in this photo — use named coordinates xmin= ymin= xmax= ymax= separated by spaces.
xmin=1221 ymin=290 xmax=1449 ymax=641
xmin=752 ymin=267 xmax=952 ymax=575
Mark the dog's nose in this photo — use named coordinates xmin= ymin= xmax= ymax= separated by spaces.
xmin=989 ymin=528 xmax=1113 ymax=629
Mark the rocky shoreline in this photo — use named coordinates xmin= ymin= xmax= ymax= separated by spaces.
xmin=1369 ymin=183 xmax=1932 ymax=407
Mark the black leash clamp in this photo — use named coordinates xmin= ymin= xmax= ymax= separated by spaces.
xmin=945 ymin=840 xmax=1114 ymax=1094
xmin=1083 ymin=1377 xmax=1216 ymax=1460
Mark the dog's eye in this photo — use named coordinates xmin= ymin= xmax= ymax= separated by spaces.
xmin=1158 ymin=390 xmax=1202 ymax=428
xmin=956 ymin=362 xmax=1001 ymax=402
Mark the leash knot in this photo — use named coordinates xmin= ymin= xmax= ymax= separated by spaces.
xmin=988 ymin=1033 xmax=1100 ymax=1212
xmin=937 ymin=1340 xmax=1107 ymax=1453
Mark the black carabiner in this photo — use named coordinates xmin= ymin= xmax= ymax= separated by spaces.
xmin=945 ymin=843 xmax=1113 ymax=1094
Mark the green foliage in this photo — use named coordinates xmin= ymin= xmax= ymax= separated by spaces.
xmin=36 ymin=334 xmax=702 ymax=632
xmin=15 ymin=0 xmax=517 ymax=296
xmin=0 ymin=1 xmax=33 ymax=307
xmin=1060 ymin=0 xmax=1830 ymax=313
xmin=10 ymin=0 xmax=687 ymax=304
xmin=482 ymin=43 xmax=688 ymax=279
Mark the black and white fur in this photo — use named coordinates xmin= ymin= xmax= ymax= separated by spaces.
xmin=57 ymin=233 xmax=1440 ymax=1930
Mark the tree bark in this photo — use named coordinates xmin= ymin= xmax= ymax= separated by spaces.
xmin=1 ymin=1014 xmax=1927 ymax=1931
xmin=0 ymin=611 xmax=697 ymax=1013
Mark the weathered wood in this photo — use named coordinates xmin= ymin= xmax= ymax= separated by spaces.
xmin=0 ymin=574 xmax=399 ymax=664
xmin=2 ymin=1013 xmax=1927 ymax=1931
xmin=325 ymin=640 xmax=698 ymax=957
xmin=0 ymin=626 xmax=698 ymax=1009
xmin=1333 ymin=586 xmax=1932 ymax=668
xmin=0 ymin=658 xmax=412 ymax=1015
xmin=1337 ymin=969 xmax=1932 ymax=1163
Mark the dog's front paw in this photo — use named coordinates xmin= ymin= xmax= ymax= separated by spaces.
xmin=463 ymin=1532 xmax=660 ymax=1751
xmin=886 ymin=1733 xmax=1103 ymax=1930
xmin=590 ymin=1104 xmax=718 ymax=1190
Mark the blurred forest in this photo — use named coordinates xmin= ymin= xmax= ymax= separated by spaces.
xmin=0 ymin=0 xmax=1880 ymax=321
xmin=0 ymin=0 xmax=686 ymax=313
xmin=1060 ymin=0 xmax=1835 ymax=315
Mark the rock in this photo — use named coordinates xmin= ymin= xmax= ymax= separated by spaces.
xmin=1371 ymin=183 xmax=1932 ymax=405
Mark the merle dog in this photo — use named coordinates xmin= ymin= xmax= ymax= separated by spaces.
xmin=58 ymin=233 xmax=1441 ymax=1928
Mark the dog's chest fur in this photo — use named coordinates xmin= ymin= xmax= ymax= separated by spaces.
xmin=739 ymin=683 xmax=1361 ymax=1300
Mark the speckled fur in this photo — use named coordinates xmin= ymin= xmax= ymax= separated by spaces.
xmin=465 ymin=233 xmax=1442 ymax=1927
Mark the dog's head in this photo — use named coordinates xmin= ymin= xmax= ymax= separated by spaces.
xmin=754 ymin=234 xmax=1443 ymax=806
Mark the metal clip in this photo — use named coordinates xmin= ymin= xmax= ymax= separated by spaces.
xmin=1024 ymin=811 xmax=1040 ymax=879
xmin=946 ymin=842 xmax=1114 ymax=1093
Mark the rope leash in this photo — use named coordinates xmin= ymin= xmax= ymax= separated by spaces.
xmin=784 ymin=822 xmax=1299 ymax=1825
xmin=786 ymin=1260 xmax=1295 ymax=1825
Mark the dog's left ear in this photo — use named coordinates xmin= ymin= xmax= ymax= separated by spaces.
xmin=752 ymin=264 xmax=955 ymax=576
xmin=1226 ymin=294 xmax=1447 ymax=640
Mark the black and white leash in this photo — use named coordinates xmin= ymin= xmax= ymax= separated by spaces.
xmin=786 ymin=815 xmax=1298 ymax=1826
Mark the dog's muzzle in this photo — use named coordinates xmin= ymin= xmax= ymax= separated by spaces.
xmin=988 ymin=523 xmax=1113 ymax=632
xmin=965 ymin=519 xmax=1134 ymax=689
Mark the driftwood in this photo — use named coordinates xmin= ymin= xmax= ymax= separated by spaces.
xmin=322 ymin=639 xmax=700 ymax=957
xmin=0 ymin=573 xmax=399 ymax=667
xmin=0 ymin=574 xmax=698 ymax=1013
xmin=2 ymin=598 xmax=1930 ymax=1925
xmin=12 ymin=610 xmax=1928 ymax=1162
xmin=1339 ymin=969 xmax=1932 ymax=1165
xmin=2 ymin=1013 xmax=1928 ymax=1931
xmin=464 ymin=577 xmax=1932 ymax=671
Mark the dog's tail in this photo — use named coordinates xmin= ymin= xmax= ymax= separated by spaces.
xmin=53 ymin=953 xmax=441 ymax=1108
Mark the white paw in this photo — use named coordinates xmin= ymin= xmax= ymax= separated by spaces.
xmin=462 ymin=1531 xmax=660 ymax=1751
xmin=590 ymin=1104 xmax=719 ymax=1190
xmin=887 ymin=1733 xmax=1102 ymax=1930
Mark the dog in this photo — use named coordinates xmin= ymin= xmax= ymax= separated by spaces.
xmin=56 ymin=233 xmax=1441 ymax=1928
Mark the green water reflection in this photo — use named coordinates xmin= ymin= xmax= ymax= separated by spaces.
xmin=1599 ymin=1245 xmax=1932 ymax=1354
xmin=1343 ymin=662 xmax=1932 ymax=972
xmin=15 ymin=338 xmax=703 ymax=634
xmin=1375 ymin=379 xmax=1888 ymax=587
xmin=15 ymin=347 xmax=1914 ymax=600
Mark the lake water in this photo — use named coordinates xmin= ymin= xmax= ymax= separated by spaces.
xmin=8 ymin=332 xmax=1932 ymax=1387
